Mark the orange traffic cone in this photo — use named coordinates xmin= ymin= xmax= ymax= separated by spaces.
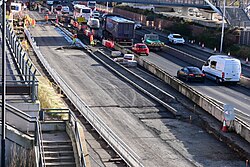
xmin=222 ymin=119 xmax=228 ymax=132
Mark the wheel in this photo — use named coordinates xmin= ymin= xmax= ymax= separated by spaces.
xmin=216 ymin=77 xmax=220 ymax=84
xmin=176 ymin=72 xmax=180 ymax=79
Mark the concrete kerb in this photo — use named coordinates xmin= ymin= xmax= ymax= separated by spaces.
xmin=96 ymin=49 xmax=178 ymax=116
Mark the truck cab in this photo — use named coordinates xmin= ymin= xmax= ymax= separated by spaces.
xmin=143 ymin=34 xmax=164 ymax=51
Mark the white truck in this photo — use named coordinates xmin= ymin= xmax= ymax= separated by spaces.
xmin=202 ymin=55 xmax=241 ymax=84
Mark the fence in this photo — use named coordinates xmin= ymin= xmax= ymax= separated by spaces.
xmin=0 ymin=10 xmax=38 ymax=102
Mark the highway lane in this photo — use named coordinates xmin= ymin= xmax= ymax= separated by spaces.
xmin=142 ymin=48 xmax=250 ymax=122
xmin=30 ymin=23 xmax=195 ymax=167
xmin=138 ymin=29 xmax=250 ymax=78
xmin=29 ymin=23 xmax=244 ymax=167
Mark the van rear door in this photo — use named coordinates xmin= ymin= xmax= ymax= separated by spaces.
xmin=224 ymin=60 xmax=241 ymax=81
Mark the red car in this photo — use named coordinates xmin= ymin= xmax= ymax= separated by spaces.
xmin=132 ymin=43 xmax=149 ymax=55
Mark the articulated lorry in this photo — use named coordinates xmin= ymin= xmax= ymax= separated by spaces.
xmin=102 ymin=15 xmax=135 ymax=46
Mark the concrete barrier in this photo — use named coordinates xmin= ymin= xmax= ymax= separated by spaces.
xmin=115 ymin=43 xmax=250 ymax=143
xmin=240 ymin=76 xmax=250 ymax=88
xmin=138 ymin=55 xmax=250 ymax=143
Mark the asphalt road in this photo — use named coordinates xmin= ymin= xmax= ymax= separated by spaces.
xmin=142 ymin=49 xmax=250 ymax=120
xmin=139 ymin=29 xmax=250 ymax=78
xmin=134 ymin=30 xmax=250 ymax=123
xmin=29 ymin=23 xmax=244 ymax=167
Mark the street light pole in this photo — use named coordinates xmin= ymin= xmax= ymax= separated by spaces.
xmin=220 ymin=0 xmax=226 ymax=53
xmin=1 ymin=0 xmax=6 ymax=166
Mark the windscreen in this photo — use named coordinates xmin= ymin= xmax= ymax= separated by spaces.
xmin=148 ymin=35 xmax=159 ymax=40
xmin=82 ymin=9 xmax=91 ymax=13
xmin=138 ymin=45 xmax=147 ymax=48
xmin=88 ymin=2 xmax=96 ymax=7
xmin=188 ymin=67 xmax=201 ymax=74
xmin=173 ymin=34 xmax=182 ymax=38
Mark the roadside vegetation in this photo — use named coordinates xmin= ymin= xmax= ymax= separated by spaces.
xmin=115 ymin=5 xmax=250 ymax=60
xmin=38 ymin=76 xmax=68 ymax=119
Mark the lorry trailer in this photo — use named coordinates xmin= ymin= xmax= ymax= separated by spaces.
xmin=103 ymin=15 xmax=135 ymax=46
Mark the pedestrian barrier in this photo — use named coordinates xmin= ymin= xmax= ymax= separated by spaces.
xmin=0 ymin=16 xmax=38 ymax=101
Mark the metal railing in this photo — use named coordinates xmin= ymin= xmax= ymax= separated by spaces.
xmin=68 ymin=110 xmax=87 ymax=167
xmin=38 ymin=108 xmax=87 ymax=167
xmin=5 ymin=23 xmax=38 ymax=101
xmin=35 ymin=119 xmax=45 ymax=167
xmin=25 ymin=26 xmax=143 ymax=167
xmin=0 ymin=102 xmax=46 ymax=167
xmin=0 ymin=10 xmax=38 ymax=102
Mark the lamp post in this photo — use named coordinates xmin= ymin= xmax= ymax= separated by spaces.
xmin=220 ymin=0 xmax=226 ymax=53
xmin=1 ymin=0 xmax=6 ymax=166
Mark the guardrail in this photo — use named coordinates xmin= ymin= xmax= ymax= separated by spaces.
xmin=0 ymin=11 xmax=38 ymax=102
xmin=35 ymin=119 xmax=45 ymax=167
xmin=39 ymin=108 xmax=87 ymax=167
xmin=116 ymin=43 xmax=250 ymax=143
xmin=68 ymin=110 xmax=87 ymax=167
xmin=1 ymin=102 xmax=37 ymax=133
xmin=25 ymin=27 xmax=144 ymax=167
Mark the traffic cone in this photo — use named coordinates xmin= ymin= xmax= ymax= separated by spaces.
xmin=221 ymin=119 xmax=228 ymax=132
xmin=213 ymin=47 xmax=217 ymax=53
xmin=202 ymin=43 xmax=204 ymax=49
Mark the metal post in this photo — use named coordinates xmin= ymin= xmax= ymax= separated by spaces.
xmin=106 ymin=2 xmax=108 ymax=13
xmin=34 ymin=121 xmax=38 ymax=146
xmin=1 ymin=0 xmax=6 ymax=166
xmin=220 ymin=0 xmax=226 ymax=53
xmin=31 ymin=70 xmax=36 ymax=102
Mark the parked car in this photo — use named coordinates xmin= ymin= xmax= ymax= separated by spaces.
xmin=168 ymin=33 xmax=185 ymax=44
xmin=87 ymin=18 xmax=100 ymax=29
xmin=132 ymin=43 xmax=149 ymax=55
xmin=177 ymin=66 xmax=205 ymax=82
xmin=202 ymin=55 xmax=241 ymax=84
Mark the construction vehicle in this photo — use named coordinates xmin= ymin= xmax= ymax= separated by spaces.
xmin=143 ymin=33 xmax=164 ymax=51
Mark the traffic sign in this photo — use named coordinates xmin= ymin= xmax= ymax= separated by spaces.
xmin=77 ymin=17 xmax=85 ymax=23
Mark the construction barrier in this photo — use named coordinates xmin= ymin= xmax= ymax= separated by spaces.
xmin=102 ymin=39 xmax=114 ymax=48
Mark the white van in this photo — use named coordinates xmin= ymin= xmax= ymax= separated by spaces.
xmin=87 ymin=18 xmax=100 ymax=29
xmin=202 ymin=55 xmax=241 ymax=84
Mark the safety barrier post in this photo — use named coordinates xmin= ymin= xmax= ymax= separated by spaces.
xmin=29 ymin=65 xmax=33 ymax=86
xmin=25 ymin=59 xmax=29 ymax=81
xmin=31 ymin=70 xmax=36 ymax=103
xmin=21 ymin=53 xmax=25 ymax=75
